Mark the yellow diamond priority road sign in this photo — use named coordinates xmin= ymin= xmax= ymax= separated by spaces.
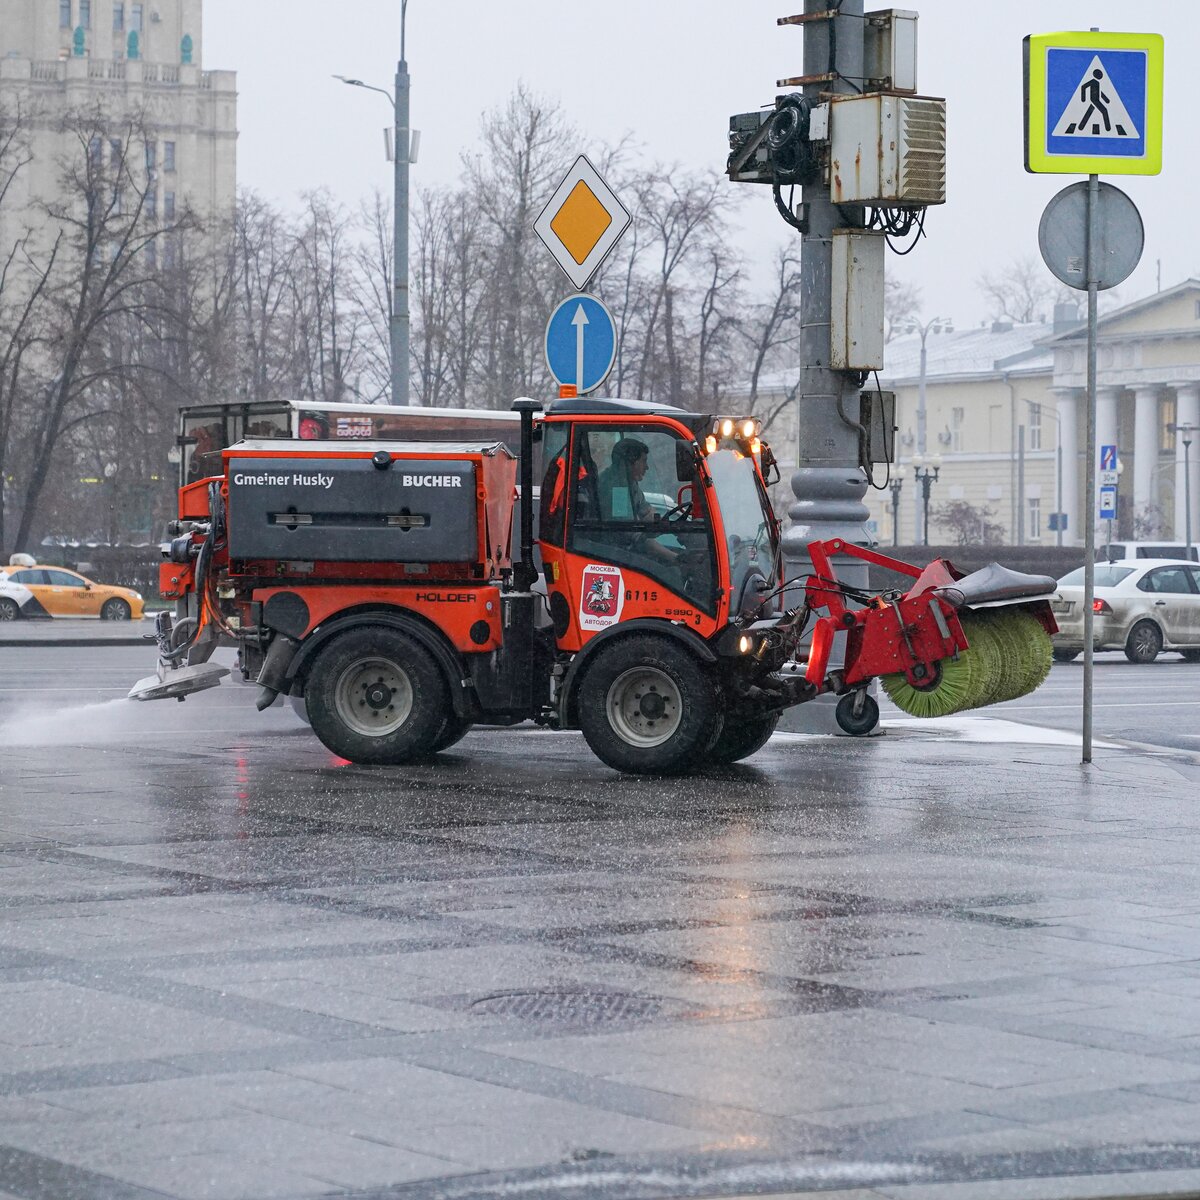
xmin=535 ymin=155 xmax=631 ymax=290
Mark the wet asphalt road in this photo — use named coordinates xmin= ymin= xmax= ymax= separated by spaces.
xmin=2 ymin=643 xmax=1200 ymax=1199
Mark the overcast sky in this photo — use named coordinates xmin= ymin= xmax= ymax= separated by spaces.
xmin=204 ymin=1 xmax=1193 ymax=329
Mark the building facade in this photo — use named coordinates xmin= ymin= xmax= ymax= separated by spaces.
xmin=0 ymin=0 xmax=236 ymax=250
xmin=752 ymin=282 xmax=1200 ymax=550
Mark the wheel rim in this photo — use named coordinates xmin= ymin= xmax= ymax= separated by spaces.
xmin=1133 ymin=625 xmax=1159 ymax=657
xmin=605 ymin=666 xmax=683 ymax=748
xmin=333 ymin=656 xmax=414 ymax=738
xmin=0 ymin=601 xmax=15 ymax=621
xmin=103 ymin=600 xmax=126 ymax=620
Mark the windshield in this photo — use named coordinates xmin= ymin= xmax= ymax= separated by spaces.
xmin=1059 ymin=565 xmax=1134 ymax=587
xmin=705 ymin=448 xmax=777 ymax=609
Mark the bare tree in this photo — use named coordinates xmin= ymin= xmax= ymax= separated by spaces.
xmin=10 ymin=108 xmax=187 ymax=552
xmin=977 ymin=256 xmax=1069 ymax=324
xmin=885 ymin=275 xmax=922 ymax=341
xmin=931 ymin=499 xmax=1005 ymax=546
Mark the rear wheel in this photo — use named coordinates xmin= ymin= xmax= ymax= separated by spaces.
xmin=0 ymin=597 xmax=20 ymax=621
xmin=1052 ymin=648 xmax=1080 ymax=663
xmin=1124 ymin=620 xmax=1162 ymax=664
xmin=304 ymin=627 xmax=448 ymax=764
xmin=578 ymin=635 xmax=722 ymax=775
xmin=707 ymin=713 xmax=780 ymax=764
xmin=1182 ymin=650 xmax=1200 ymax=663
xmin=101 ymin=598 xmax=131 ymax=621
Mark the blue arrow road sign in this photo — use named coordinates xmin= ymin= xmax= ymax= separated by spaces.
xmin=1100 ymin=444 xmax=1118 ymax=470
xmin=545 ymin=294 xmax=616 ymax=395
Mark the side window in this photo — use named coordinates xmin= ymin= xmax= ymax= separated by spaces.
xmin=46 ymin=570 xmax=84 ymax=587
xmin=1189 ymin=568 xmax=1200 ymax=593
xmin=538 ymin=423 xmax=569 ymax=548
xmin=16 ymin=570 xmax=49 ymax=585
xmin=567 ymin=426 xmax=715 ymax=613
xmin=1143 ymin=567 xmax=1191 ymax=594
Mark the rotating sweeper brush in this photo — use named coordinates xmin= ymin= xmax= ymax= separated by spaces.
xmin=802 ymin=540 xmax=1058 ymax=728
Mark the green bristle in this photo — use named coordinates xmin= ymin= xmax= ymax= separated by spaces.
xmin=882 ymin=607 xmax=1053 ymax=719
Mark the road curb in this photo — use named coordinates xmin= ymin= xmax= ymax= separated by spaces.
xmin=0 ymin=635 xmax=151 ymax=647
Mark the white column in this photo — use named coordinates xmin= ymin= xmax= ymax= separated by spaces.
xmin=1132 ymin=385 xmax=1160 ymax=517
xmin=1096 ymin=386 xmax=1121 ymax=462
xmin=1173 ymin=382 xmax=1200 ymax=546
xmin=1054 ymin=388 xmax=1081 ymax=545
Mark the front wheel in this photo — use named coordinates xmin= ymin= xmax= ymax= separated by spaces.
xmin=835 ymin=691 xmax=880 ymax=736
xmin=707 ymin=714 xmax=780 ymax=765
xmin=577 ymin=635 xmax=722 ymax=775
xmin=1124 ymin=620 xmax=1162 ymax=664
xmin=101 ymin=598 xmax=131 ymax=621
xmin=0 ymin=597 xmax=20 ymax=621
xmin=304 ymin=627 xmax=449 ymax=764
xmin=1052 ymin=648 xmax=1080 ymax=663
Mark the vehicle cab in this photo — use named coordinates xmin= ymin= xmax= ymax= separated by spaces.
xmin=535 ymin=398 xmax=783 ymax=651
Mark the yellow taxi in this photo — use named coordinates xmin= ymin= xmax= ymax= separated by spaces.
xmin=2 ymin=563 xmax=144 ymax=620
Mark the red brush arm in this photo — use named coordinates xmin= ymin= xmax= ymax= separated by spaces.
xmin=802 ymin=539 xmax=968 ymax=690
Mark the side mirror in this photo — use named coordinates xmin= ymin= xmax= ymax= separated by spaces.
xmin=676 ymin=440 xmax=697 ymax=483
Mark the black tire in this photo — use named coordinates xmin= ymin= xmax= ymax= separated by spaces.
xmin=835 ymin=691 xmax=880 ymax=736
xmin=100 ymin=598 xmax=131 ymax=621
xmin=431 ymin=715 xmax=473 ymax=752
xmin=0 ymin=597 xmax=20 ymax=621
xmin=707 ymin=713 xmax=780 ymax=765
xmin=577 ymin=635 xmax=722 ymax=775
xmin=1124 ymin=620 xmax=1162 ymax=664
xmin=1181 ymin=650 xmax=1200 ymax=663
xmin=304 ymin=627 xmax=449 ymax=764
xmin=1052 ymin=648 xmax=1080 ymax=663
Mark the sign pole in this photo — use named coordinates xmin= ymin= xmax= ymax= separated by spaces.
xmin=1082 ymin=171 xmax=1100 ymax=764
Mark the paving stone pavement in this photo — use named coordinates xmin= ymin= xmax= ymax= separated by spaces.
xmin=2 ymin=675 xmax=1200 ymax=1199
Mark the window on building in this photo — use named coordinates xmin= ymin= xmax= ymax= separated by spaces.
xmin=113 ymin=4 xmax=124 ymax=32
xmin=109 ymin=138 xmax=123 ymax=167
xmin=1027 ymin=498 xmax=1042 ymax=542
xmin=1028 ymin=403 xmax=1042 ymax=450
xmin=79 ymin=0 xmax=91 ymax=28
xmin=60 ymin=0 xmax=72 ymax=29
xmin=88 ymin=136 xmax=103 ymax=169
xmin=164 ymin=191 xmax=175 ymax=220
xmin=131 ymin=4 xmax=143 ymax=32
xmin=145 ymin=187 xmax=156 ymax=219
xmin=146 ymin=239 xmax=157 ymax=269
xmin=1162 ymin=395 xmax=1178 ymax=453
xmin=951 ymin=407 xmax=964 ymax=452
xmin=144 ymin=140 xmax=156 ymax=173
xmin=164 ymin=237 xmax=177 ymax=271
xmin=163 ymin=141 xmax=176 ymax=172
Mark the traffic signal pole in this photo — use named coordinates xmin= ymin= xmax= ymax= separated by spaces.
xmin=777 ymin=0 xmax=873 ymax=733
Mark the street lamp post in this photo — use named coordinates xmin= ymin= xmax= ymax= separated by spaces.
xmin=904 ymin=317 xmax=952 ymax=543
xmin=912 ymin=453 xmax=942 ymax=548
xmin=1169 ymin=422 xmax=1198 ymax=560
xmin=889 ymin=466 xmax=906 ymax=546
xmin=335 ymin=1 xmax=412 ymax=406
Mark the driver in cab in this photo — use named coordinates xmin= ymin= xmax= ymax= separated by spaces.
xmin=596 ymin=438 xmax=681 ymax=567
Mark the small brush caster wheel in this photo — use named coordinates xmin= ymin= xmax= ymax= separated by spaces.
xmin=835 ymin=691 xmax=879 ymax=736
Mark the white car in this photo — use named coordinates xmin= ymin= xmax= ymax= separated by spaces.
xmin=1050 ymin=559 xmax=1200 ymax=664
xmin=0 ymin=570 xmax=34 ymax=621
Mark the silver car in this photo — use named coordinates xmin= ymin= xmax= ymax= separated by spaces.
xmin=1050 ymin=559 xmax=1200 ymax=664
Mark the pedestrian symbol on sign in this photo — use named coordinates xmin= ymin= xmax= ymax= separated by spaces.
xmin=1053 ymin=57 xmax=1138 ymax=139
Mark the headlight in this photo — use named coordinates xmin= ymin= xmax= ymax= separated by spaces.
xmin=738 ymin=634 xmax=754 ymax=654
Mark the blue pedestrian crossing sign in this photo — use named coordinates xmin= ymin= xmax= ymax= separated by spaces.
xmin=544 ymin=294 xmax=616 ymax=395
xmin=1024 ymin=31 xmax=1163 ymax=175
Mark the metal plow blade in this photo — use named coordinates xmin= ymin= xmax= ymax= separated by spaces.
xmin=128 ymin=661 xmax=229 ymax=702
